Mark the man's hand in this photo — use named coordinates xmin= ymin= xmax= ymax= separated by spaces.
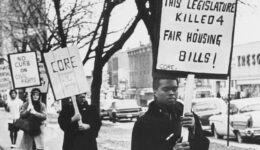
xmin=181 ymin=112 xmax=195 ymax=129
xmin=79 ymin=123 xmax=90 ymax=131
xmin=173 ymin=141 xmax=190 ymax=150
xmin=71 ymin=113 xmax=81 ymax=122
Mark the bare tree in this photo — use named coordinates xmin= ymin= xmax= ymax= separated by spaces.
xmin=52 ymin=0 xmax=142 ymax=109
xmin=82 ymin=0 xmax=141 ymax=108
xmin=1 ymin=0 xmax=47 ymax=53
xmin=2 ymin=0 xmax=95 ymax=55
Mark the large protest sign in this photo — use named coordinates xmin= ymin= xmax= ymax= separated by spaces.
xmin=8 ymin=52 xmax=41 ymax=89
xmin=0 ymin=58 xmax=12 ymax=91
xmin=44 ymin=46 xmax=88 ymax=100
xmin=156 ymin=0 xmax=237 ymax=79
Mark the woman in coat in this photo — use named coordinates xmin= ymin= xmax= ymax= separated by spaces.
xmin=19 ymin=88 xmax=47 ymax=150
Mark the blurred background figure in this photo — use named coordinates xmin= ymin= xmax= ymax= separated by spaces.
xmin=5 ymin=89 xmax=23 ymax=148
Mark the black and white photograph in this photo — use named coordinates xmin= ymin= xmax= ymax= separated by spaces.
xmin=0 ymin=0 xmax=260 ymax=150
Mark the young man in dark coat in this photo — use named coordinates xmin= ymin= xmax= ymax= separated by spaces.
xmin=131 ymin=78 xmax=209 ymax=150
xmin=58 ymin=94 xmax=102 ymax=150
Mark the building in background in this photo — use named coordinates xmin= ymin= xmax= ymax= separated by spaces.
xmin=230 ymin=41 xmax=260 ymax=98
xmin=107 ymin=51 xmax=130 ymax=99
xmin=127 ymin=43 xmax=153 ymax=106
xmin=107 ymin=41 xmax=260 ymax=106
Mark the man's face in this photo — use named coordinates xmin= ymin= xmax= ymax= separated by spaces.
xmin=154 ymin=79 xmax=178 ymax=108
xmin=77 ymin=94 xmax=86 ymax=104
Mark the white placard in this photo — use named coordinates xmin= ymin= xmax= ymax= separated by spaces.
xmin=44 ymin=46 xmax=88 ymax=100
xmin=0 ymin=59 xmax=12 ymax=91
xmin=8 ymin=52 xmax=41 ymax=89
xmin=157 ymin=0 xmax=237 ymax=76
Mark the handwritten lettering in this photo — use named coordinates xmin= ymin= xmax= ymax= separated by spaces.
xmin=164 ymin=0 xmax=182 ymax=8
xmin=186 ymin=29 xmax=222 ymax=46
xmin=175 ymin=13 xmax=224 ymax=25
xmin=186 ymin=0 xmax=236 ymax=13
xmin=51 ymin=56 xmax=77 ymax=73
xmin=159 ymin=64 xmax=177 ymax=70
xmin=163 ymin=30 xmax=182 ymax=41
xmin=179 ymin=51 xmax=211 ymax=63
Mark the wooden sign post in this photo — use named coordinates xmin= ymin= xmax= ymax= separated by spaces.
xmin=182 ymin=74 xmax=195 ymax=141
xmin=71 ymin=96 xmax=83 ymax=125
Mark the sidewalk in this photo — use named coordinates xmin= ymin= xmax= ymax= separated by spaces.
xmin=0 ymin=108 xmax=63 ymax=150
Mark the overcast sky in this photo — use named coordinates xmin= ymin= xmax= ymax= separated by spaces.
xmin=234 ymin=0 xmax=260 ymax=45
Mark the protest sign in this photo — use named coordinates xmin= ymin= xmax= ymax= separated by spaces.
xmin=44 ymin=46 xmax=88 ymax=100
xmin=0 ymin=58 xmax=12 ymax=91
xmin=156 ymin=0 xmax=238 ymax=79
xmin=8 ymin=52 xmax=41 ymax=89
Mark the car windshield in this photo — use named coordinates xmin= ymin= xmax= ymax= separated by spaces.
xmin=240 ymin=104 xmax=260 ymax=113
xmin=195 ymin=91 xmax=212 ymax=98
xmin=113 ymin=100 xmax=139 ymax=108
xmin=192 ymin=101 xmax=217 ymax=112
xmin=100 ymin=100 xmax=114 ymax=109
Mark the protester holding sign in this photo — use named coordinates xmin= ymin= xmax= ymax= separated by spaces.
xmin=5 ymin=89 xmax=23 ymax=148
xmin=131 ymin=77 xmax=209 ymax=150
xmin=19 ymin=88 xmax=47 ymax=150
xmin=58 ymin=93 xmax=102 ymax=150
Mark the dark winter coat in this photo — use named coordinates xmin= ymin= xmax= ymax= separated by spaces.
xmin=58 ymin=101 xmax=102 ymax=150
xmin=131 ymin=101 xmax=209 ymax=150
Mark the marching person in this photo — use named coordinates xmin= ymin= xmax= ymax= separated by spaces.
xmin=131 ymin=77 xmax=209 ymax=150
xmin=19 ymin=88 xmax=47 ymax=150
xmin=58 ymin=93 xmax=102 ymax=150
xmin=5 ymin=89 xmax=23 ymax=148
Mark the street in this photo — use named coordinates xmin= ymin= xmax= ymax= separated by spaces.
xmin=1 ymin=108 xmax=260 ymax=150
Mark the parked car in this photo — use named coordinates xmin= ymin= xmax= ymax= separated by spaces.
xmin=192 ymin=98 xmax=226 ymax=134
xmin=100 ymin=99 xmax=115 ymax=120
xmin=209 ymin=97 xmax=260 ymax=143
xmin=107 ymin=99 xmax=142 ymax=123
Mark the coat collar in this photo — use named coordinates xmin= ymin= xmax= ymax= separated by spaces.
xmin=147 ymin=101 xmax=171 ymax=118
xmin=147 ymin=99 xmax=183 ymax=119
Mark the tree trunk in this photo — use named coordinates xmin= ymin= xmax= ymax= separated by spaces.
xmin=90 ymin=60 xmax=103 ymax=114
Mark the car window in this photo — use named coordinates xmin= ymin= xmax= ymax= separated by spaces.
xmin=195 ymin=91 xmax=212 ymax=98
xmin=240 ymin=104 xmax=260 ymax=113
xmin=192 ymin=101 xmax=217 ymax=112
xmin=100 ymin=100 xmax=113 ymax=109
xmin=112 ymin=100 xmax=138 ymax=108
